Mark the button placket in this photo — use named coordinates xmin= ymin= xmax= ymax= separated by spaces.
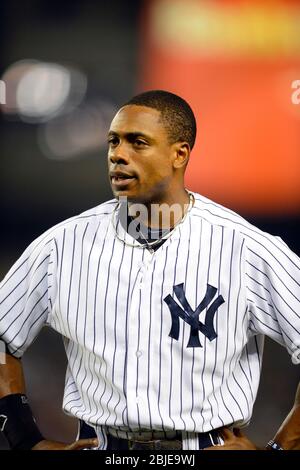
xmin=126 ymin=260 xmax=144 ymax=425
xmin=126 ymin=250 xmax=154 ymax=423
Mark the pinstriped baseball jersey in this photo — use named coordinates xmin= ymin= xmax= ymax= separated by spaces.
xmin=1 ymin=192 xmax=300 ymax=450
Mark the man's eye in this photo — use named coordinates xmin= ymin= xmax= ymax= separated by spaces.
xmin=108 ymin=138 xmax=119 ymax=146
xmin=135 ymin=140 xmax=147 ymax=146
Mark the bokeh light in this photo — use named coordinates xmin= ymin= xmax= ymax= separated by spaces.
xmin=1 ymin=60 xmax=87 ymax=122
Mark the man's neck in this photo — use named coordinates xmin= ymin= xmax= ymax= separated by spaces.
xmin=127 ymin=189 xmax=191 ymax=229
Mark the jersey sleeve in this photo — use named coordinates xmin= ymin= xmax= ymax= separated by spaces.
xmin=245 ymin=233 xmax=300 ymax=364
xmin=0 ymin=232 xmax=57 ymax=358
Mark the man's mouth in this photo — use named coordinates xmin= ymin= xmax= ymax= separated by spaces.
xmin=111 ymin=175 xmax=136 ymax=187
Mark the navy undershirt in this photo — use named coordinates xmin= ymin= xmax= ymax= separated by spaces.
xmin=126 ymin=215 xmax=170 ymax=251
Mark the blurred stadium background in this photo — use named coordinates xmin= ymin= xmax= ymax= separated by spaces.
xmin=0 ymin=0 xmax=299 ymax=449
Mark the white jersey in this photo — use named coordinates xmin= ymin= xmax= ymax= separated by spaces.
xmin=1 ymin=192 xmax=300 ymax=450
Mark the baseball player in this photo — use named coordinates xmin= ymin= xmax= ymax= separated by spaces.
xmin=0 ymin=90 xmax=299 ymax=451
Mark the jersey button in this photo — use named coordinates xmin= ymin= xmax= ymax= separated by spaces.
xmin=136 ymin=350 xmax=142 ymax=358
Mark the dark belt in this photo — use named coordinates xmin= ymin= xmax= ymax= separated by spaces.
xmin=78 ymin=420 xmax=221 ymax=450
xmin=126 ymin=430 xmax=220 ymax=450
xmin=128 ymin=437 xmax=182 ymax=450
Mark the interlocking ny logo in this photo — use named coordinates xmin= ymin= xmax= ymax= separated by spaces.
xmin=164 ymin=284 xmax=225 ymax=348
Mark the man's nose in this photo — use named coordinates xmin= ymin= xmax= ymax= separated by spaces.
xmin=109 ymin=144 xmax=130 ymax=164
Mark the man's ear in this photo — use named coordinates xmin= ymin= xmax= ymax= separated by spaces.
xmin=173 ymin=142 xmax=190 ymax=169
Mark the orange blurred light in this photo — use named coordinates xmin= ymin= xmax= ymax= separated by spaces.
xmin=139 ymin=0 xmax=300 ymax=215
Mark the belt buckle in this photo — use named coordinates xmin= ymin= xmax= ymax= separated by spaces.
xmin=129 ymin=438 xmax=182 ymax=451
xmin=129 ymin=439 xmax=156 ymax=450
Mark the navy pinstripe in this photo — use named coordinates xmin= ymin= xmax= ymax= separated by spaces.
xmin=1 ymin=193 xmax=300 ymax=450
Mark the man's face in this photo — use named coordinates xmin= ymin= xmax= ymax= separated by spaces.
xmin=107 ymin=105 xmax=176 ymax=203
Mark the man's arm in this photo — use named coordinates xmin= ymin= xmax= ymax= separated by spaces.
xmin=0 ymin=352 xmax=26 ymax=397
xmin=205 ymin=382 xmax=300 ymax=450
xmin=0 ymin=351 xmax=98 ymax=450
xmin=0 ymin=234 xmax=99 ymax=450
xmin=0 ymin=351 xmax=45 ymax=449
xmin=267 ymin=382 xmax=300 ymax=450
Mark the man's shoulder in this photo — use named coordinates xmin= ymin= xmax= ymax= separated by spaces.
xmin=192 ymin=191 xmax=252 ymax=231
xmin=191 ymin=191 xmax=288 ymax=250
xmin=32 ymin=199 xmax=117 ymax=247
xmin=63 ymin=199 xmax=117 ymax=226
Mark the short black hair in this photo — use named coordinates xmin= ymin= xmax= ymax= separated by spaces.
xmin=123 ymin=90 xmax=197 ymax=149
